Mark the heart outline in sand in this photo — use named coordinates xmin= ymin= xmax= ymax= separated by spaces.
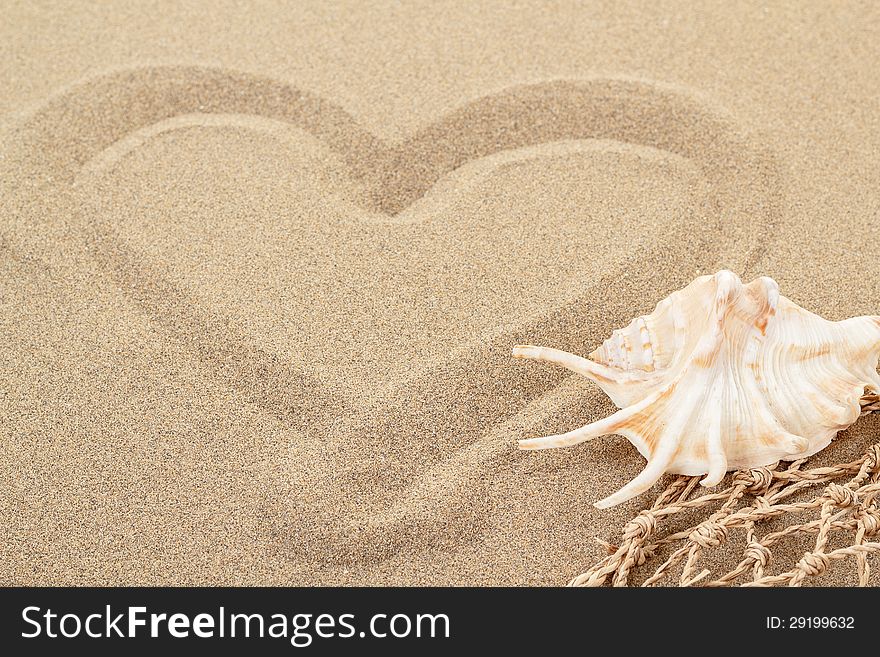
xmin=5 ymin=65 xmax=782 ymax=564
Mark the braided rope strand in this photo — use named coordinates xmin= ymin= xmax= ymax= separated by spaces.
xmin=570 ymin=393 xmax=880 ymax=587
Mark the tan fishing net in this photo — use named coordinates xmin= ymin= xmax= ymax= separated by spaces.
xmin=573 ymin=392 xmax=880 ymax=587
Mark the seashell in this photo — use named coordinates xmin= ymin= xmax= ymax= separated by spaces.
xmin=513 ymin=271 xmax=880 ymax=509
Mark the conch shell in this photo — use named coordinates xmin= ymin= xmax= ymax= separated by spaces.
xmin=513 ymin=271 xmax=880 ymax=508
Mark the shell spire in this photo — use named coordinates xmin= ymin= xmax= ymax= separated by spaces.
xmin=513 ymin=271 xmax=880 ymax=508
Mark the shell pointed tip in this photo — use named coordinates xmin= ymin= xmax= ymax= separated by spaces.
xmin=713 ymin=269 xmax=741 ymax=285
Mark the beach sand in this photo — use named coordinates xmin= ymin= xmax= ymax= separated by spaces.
xmin=1 ymin=1 xmax=879 ymax=585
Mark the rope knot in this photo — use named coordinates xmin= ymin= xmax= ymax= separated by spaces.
xmin=825 ymin=483 xmax=857 ymax=508
xmin=866 ymin=445 xmax=880 ymax=472
xmin=688 ymin=522 xmax=729 ymax=549
xmin=745 ymin=541 xmax=772 ymax=567
xmin=858 ymin=507 xmax=880 ymax=535
xmin=796 ymin=551 xmax=829 ymax=577
xmin=734 ymin=467 xmax=773 ymax=494
xmin=753 ymin=495 xmax=772 ymax=512
xmin=623 ymin=512 xmax=656 ymax=541
xmin=630 ymin=545 xmax=653 ymax=566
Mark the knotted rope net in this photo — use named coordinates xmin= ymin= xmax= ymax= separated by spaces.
xmin=572 ymin=392 xmax=880 ymax=587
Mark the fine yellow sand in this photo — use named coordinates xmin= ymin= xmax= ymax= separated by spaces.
xmin=2 ymin=1 xmax=879 ymax=585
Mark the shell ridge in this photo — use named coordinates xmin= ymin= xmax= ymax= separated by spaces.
xmin=803 ymin=320 xmax=862 ymax=430
xmin=750 ymin=283 xmax=819 ymax=459
xmin=700 ymin=376 xmax=727 ymax=486
xmin=762 ymin=298 xmax=807 ymax=440
xmin=596 ymin=272 xmax=735 ymax=507
xmin=596 ymin=341 xmax=721 ymax=508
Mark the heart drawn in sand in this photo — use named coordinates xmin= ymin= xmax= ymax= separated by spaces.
xmin=7 ymin=65 xmax=781 ymax=565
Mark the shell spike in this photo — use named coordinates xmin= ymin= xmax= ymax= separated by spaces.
xmin=594 ymin=439 xmax=677 ymax=509
xmin=517 ymin=401 xmax=646 ymax=451
xmin=512 ymin=344 xmax=625 ymax=385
